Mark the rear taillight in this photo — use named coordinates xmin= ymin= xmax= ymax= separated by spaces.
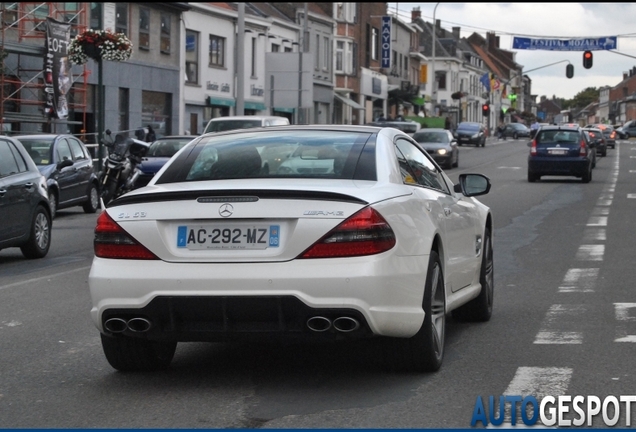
xmin=580 ymin=140 xmax=587 ymax=156
xmin=94 ymin=211 xmax=159 ymax=260
xmin=299 ymin=207 xmax=396 ymax=259
xmin=611 ymin=131 xmax=616 ymax=139
xmin=530 ymin=139 xmax=537 ymax=156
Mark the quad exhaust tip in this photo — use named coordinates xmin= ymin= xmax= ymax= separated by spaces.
xmin=333 ymin=316 xmax=360 ymax=332
xmin=306 ymin=316 xmax=332 ymax=332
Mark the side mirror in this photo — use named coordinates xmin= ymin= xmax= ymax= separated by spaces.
xmin=453 ymin=173 xmax=491 ymax=197
xmin=57 ymin=159 xmax=73 ymax=170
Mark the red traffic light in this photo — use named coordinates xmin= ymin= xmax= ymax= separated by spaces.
xmin=482 ymin=103 xmax=490 ymax=116
xmin=583 ymin=50 xmax=593 ymax=69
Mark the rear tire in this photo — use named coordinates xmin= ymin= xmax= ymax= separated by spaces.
xmin=100 ymin=179 xmax=118 ymax=205
xmin=528 ymin=172 xmax=539 ymax=182
xmin=20 ymin=205 xmax=51 ymax=259
xmin=383 ymin=250 xmax=445 ymax=372
xmin=513 ymin=132 xmax=518 ymax=140
xmin=582 ymin=167 xmax=592 ymax=183
xmin=452 ymin=228 xmax=493 ymax=322
xmin=83 ymin=183 xmax=100 ymax=213
xmin=100 ymin=333 xmax=177 ymax=372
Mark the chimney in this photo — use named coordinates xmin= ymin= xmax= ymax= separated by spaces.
xmin=624 ymin=72 xmax=629 ymax=80
xmin=435 ymin=19 xmax=441 ymax=34
xmin=411 ymin=6 xmax=421 ymax=22
xmin=452 ymin=26 xmax=460 ymax=39
xmin=495 ymin=36 xmax=500 ymax=48
xmin=487 ymin=32 xmax=496 ymax=49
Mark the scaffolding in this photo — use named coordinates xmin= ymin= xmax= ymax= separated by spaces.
xmin=1 ymin=2 xmax=89 ymax=135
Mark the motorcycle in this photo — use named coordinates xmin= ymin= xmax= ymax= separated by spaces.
xmin=98 ymin=130 xmax=150 ymax=205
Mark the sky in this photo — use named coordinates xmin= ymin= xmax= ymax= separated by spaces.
xmin=391 ymin=2 xmax=636 ymax=100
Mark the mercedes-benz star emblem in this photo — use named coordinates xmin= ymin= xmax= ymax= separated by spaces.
xmin=219 ymin=203 xmax=234 ymax=217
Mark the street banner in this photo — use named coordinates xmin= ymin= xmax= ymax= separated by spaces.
xmin=512 ymin=36 xmax=617 ymax=51
xmin=45 ymin=17 xmax=72 ymax=119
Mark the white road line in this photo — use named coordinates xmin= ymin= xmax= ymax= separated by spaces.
xmin=0 ymin=266 xmax=91 ymax=291
xmin=492 ymin=367 xmax=573 ymax=427
xmin=597 ymin=199 xmax=612 ymax=206
xmin=613 ymin=304 xmax=636 ymax=342
xmin=534 ymin=331 xmax=583 ymax=344
xmin=586 ymin=216 xmax=607 ymax=226
xmin=558 ymin=268 xmax=598 ymax=293
xmin=583 ymin=228 xmax=606 ymax=242
xmin=591 ymin=208 xmax=610 ymax=215
xmin=575 ymin=245 xmax=604 ymax=261
xmin=627 ymin=194 xmax=636 ymax=199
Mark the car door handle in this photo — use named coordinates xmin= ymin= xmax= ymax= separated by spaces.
xmin=0 ymin=189 xmax=6 ymax=196
xmin=24 ymin=182 xmax=35 ymax=189
xmin=444 ymin=207 xmax=452 ymax=216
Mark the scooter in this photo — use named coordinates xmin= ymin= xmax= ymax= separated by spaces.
xmin=98 ymin=130 xmax=150 ymax=205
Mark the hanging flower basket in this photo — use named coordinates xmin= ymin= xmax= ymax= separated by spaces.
xmin=69 ymin=29 xmax=133 ymax=65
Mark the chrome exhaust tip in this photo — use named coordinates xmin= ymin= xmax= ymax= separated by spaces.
xmin=104 ymin=317 xmax=128 ymax=333
xmin=127 ymin=317 xmax=152 ymax=333
xmin=333 ymin=317 xmax=360 ymax=333
xmin=306 ymin=316 xmax=332 ymax=332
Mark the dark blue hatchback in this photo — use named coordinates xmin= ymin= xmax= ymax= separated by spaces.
xmin=527 ymin=125 xmax=594 ymax=183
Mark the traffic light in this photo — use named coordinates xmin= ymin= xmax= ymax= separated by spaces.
xmin=566 ymin=64 xmax=574 ymax=78
xmin=482 ymin=103 xmax=490 ymax=117
xmin=583 ymin=50 xmax=593 ymax=69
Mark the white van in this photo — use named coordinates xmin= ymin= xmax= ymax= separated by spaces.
xmin=203 ymin=115 xmax=290 ymax=134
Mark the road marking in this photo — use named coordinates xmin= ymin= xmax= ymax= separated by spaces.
xmin=0 ymin=266 xmax=90 ymax=291
xmin=558 ymin=268 xmax=598 ymax=293
xmin=583 ymin=227 xmax=606 ymax=242
xmin=627 ymin=194 xmax=636 ymax=199
xmin=534 ymin=331 xmax=583 ymax=344
xmin=586 ymin=216 xmax=607 ymax=226
xmin=597 ymin=199 xmax=612 ymax=206
xmin=591 ymin=207 xmax=610 ymax=215
xmin=614 ymin=304 xmax=636 ymax=342
xmin=575 ymin=245 xmax=604 ymax=261
xmin=493 ymin=367 xmax=573 ymax=427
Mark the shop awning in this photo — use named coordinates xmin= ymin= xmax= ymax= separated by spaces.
xmin=274 ymin=107 xmax=295 ymax=113
xmin=334 ymin=93 xmax=365 ymax=110
xmin=207 ymin=96 xmax=235 ymax=107
xmin=244 ymin=101 xmax=266 ymax=111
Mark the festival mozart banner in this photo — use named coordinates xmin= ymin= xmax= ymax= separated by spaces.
xmin=512 ymin=36 xmax=618 ymax=51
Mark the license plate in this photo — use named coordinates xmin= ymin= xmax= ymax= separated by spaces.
xmin=548 ymin=149 xmax=567 ymax=155
xmin=460 ymin=137 xmax=468 ymax=141
xmin=177 ymin=224 xmax=280 ymax=250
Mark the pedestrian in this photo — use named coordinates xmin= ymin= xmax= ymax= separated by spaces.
xmin=145 ymin=125 xmax=156 ymax=143
xmin=135 ymin=127 xmax=146 ymax=141
xmin=497 ymin=122 xmax=506 ymax=140
xmin=444 ymin=115 xmax=451 ymax=130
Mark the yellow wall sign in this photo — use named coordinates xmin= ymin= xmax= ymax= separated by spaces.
xmin=420 ymin=65 xmax=428 ymax=84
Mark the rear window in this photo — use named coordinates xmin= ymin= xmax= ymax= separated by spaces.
xmin=156 ymin=130 xmax=374 ymax=183
xmin=457 ymin=123 xmax=480 ymax=132
xmin=413 ymin=131 xmax=449 ymax=144
xmin=205 ymin=120 xmax=263 ymax=133
xmin=536 ymin=130 xmax=581 ymax=145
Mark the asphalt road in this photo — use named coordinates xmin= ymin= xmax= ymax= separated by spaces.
xmin=1 ymin=137 xmax=635 ymax=428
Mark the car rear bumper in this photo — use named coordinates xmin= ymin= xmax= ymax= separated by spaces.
xmin=457 ymin=136 xmax=481 ymax=145
xmin=528 ymin=157 xmax=590 ymax=176
xmin=89 ymin=254 xmax=429 ymax=340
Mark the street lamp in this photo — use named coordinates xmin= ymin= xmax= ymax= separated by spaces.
xmin=431 ymin=2 xmax=440 ymax=109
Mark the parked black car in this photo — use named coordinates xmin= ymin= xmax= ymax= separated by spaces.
xmin=412 ymin=128 xmax=459 ymax=169
xmin=500 ymin=123 xmax=531 ymax=140
xmin=455 ymin=122 xmax=487 ymax=147
xmin=14 ymin=134 xmax=100 ymax=218
xmin=528 ymin=125 xmax=594 ymax=183
xmin=0 ymin=136 xmax=52 ymax=258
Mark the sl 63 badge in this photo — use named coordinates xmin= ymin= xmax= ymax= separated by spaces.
xmin=117 ymin=212 xmax=147 ymax=219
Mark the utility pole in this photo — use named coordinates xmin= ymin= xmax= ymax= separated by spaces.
xmin=236 ymin=3 xmax=245 ymax=115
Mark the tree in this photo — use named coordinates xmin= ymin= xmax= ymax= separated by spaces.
xmin=563 ymin=87 xmax=599 ymax=110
